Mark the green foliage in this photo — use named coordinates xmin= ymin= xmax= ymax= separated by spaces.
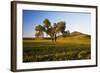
xmin=43 ymin=19 xmax=51 ymax=28
xmin=35 ymin=25 xmax=45 ymax=31
xmin=35 ymin=25 xmax=45 ymax=38
xmin=46 ymin=27 xmax=55 ymax=36
xmin=56 ymin=21 xmax=66 ymax=33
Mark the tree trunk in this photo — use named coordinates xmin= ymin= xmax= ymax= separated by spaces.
xmin=54 ymin=34 xmax=57 ymax=42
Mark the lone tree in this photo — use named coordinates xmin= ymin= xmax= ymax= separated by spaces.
xmin=35 ymin=19 xmax=67 ymax=42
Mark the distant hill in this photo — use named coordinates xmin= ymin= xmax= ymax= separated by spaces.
xmin=70 ymin=31 xmax=90 ymax=38
xmin=70 ymin=31 xmax=84 ymax=36
xmin=57 ymin=31 xmax=90 ymax=39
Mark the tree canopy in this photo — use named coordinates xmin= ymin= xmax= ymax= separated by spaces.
xmin=35 ymin=19 xmax=68 ymax=42
xmin=43 ymin=19 xmax=51 ymax=29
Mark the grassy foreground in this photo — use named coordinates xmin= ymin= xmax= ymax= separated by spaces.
xmin=23 ymin=35 xmax=91 ymax=62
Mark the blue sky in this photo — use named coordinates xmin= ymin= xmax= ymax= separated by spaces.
xmin=23 ymin=10 xmax=91 ymax=37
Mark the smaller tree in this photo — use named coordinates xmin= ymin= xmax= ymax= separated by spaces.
xmin=35 ymin=25 xmax=45 ymax=38
xmin=35 ymin=31 xmax=44 ymax=38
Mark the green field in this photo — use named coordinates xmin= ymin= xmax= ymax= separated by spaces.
xmin=23 ymin=35 xmax=91 ymax=62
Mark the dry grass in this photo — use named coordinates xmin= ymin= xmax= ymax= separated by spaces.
xmin=23 ymin=36 xmax=91 ymax=62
